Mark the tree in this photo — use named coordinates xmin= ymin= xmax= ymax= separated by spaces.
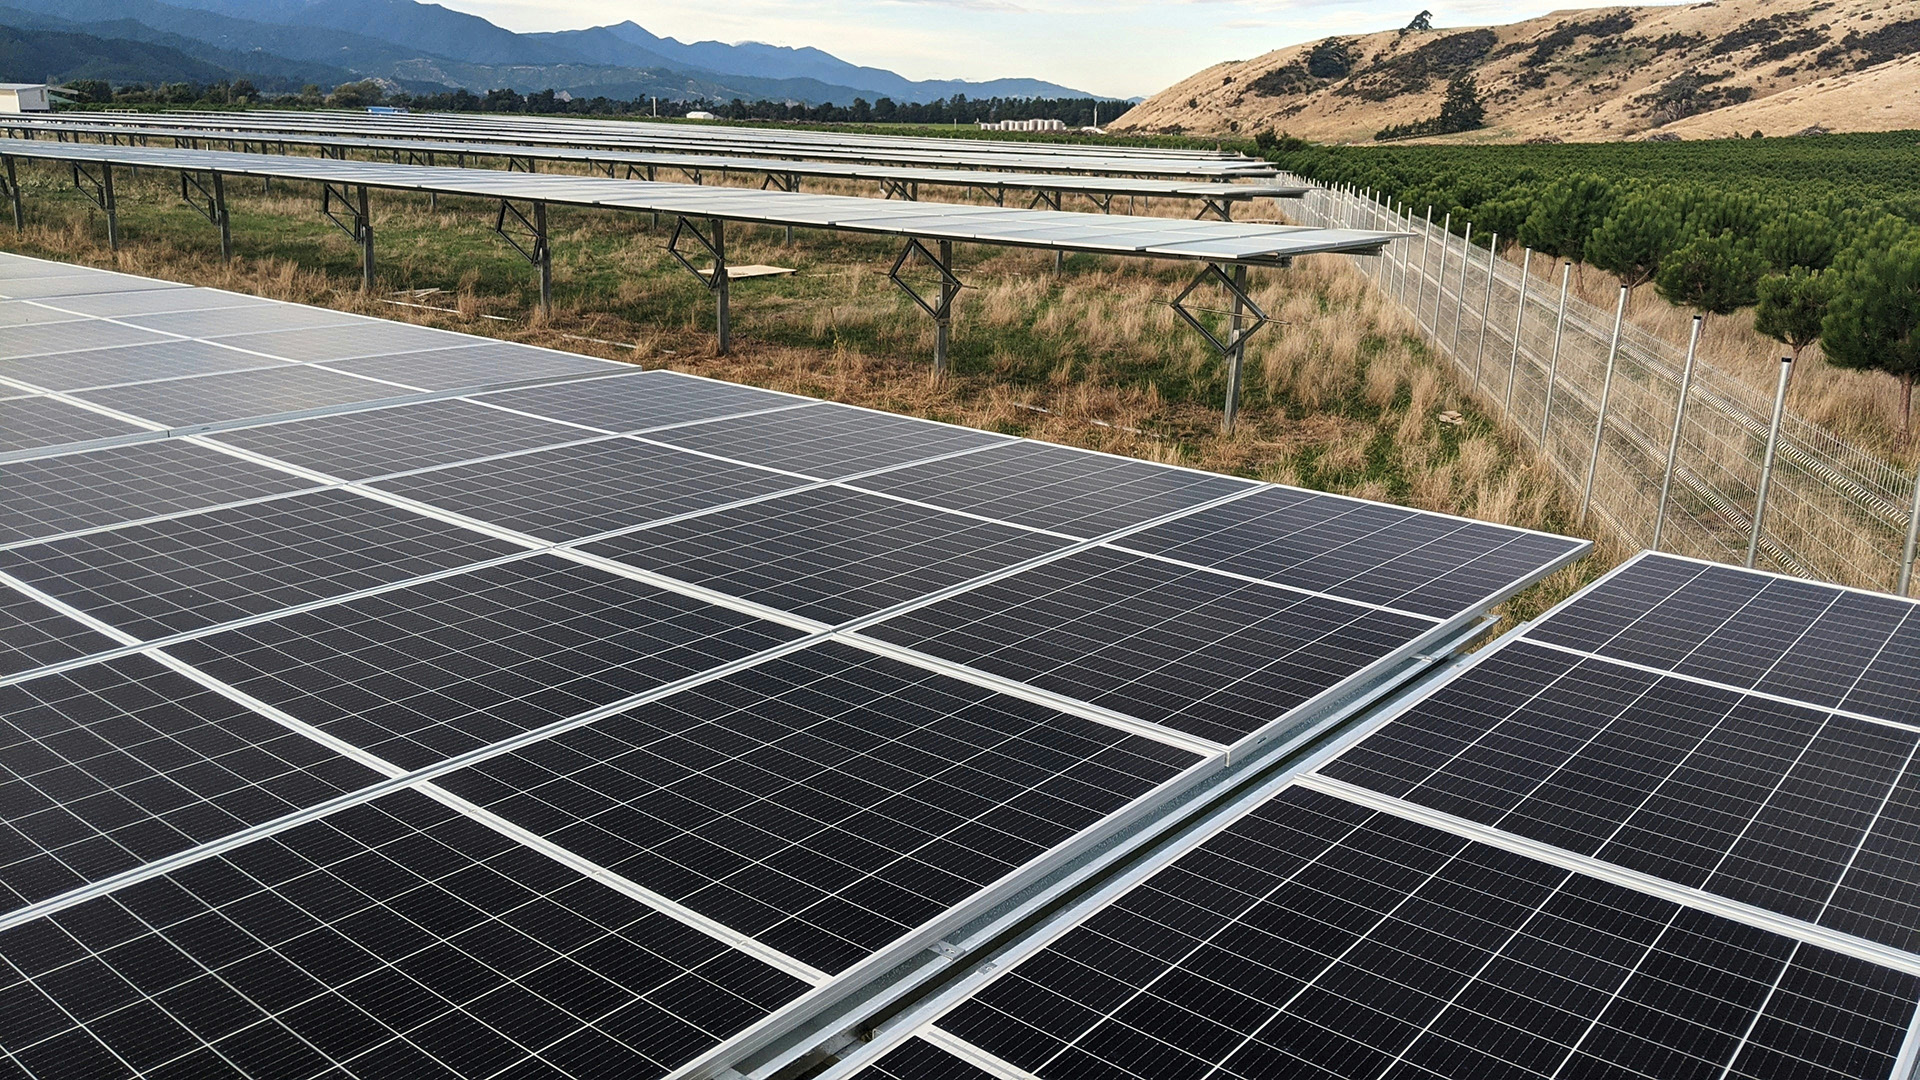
xmin=1655 ymin=230 xmax=1766 ymax=319
xmin=64 ymin=79 xmax=111 ymax=104
xmin=1436 ymin=75 xmax=1486 ymax=132
xmin=1586 ymin=191 xmax=1678 ymax=294
xmin=1755 ymin=267 xmax=1832 ymax=361
xmin=229 ymin=79 xmax=256 ymax=104
xmin=1406 ymin=10 xmax=1433 ymax=30
xmin=1756 ymin=209 xmax=1838 ymax=273
xmin=330 ymin=81 xmax=384 ymax=107
xmin=1823 ymin=241 xmax=1920 ymax=437
xmin=1517 ymin=174 xmax=1616 ymax=263
xmin=297 ymin=84 xmax=324 ymax=105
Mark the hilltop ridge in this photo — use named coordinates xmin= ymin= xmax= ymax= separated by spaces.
xmin=1113 ymin=0 xmax=1920 ymax=141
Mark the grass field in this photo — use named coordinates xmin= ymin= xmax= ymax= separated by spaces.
xmin=0 ymin=156 xmax=1614 ymax=625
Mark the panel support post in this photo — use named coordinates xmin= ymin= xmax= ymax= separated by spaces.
xmin=491 ymin=199 xmax=552 ymax=316
xmin=1471 ymin=232 xmax=1497 ymax=391
xmin=1223 ymin=264 xmax=1249 ymax=435
xmin=1653 ymin=315 xmax=1703 ymax=551
xmin=887 ymin=237 xmax=964 ymax=379
xmin=179 ymin=169 xmax=232 ymax=261
xmin=72 ymin=161 xmax=117 ymax=250
xmin=1580 ymin=285 xmax=1630 ymax=527
xmin=667 ymin=215 xmax=733 ymax=352
xmin=713 ymin=218 xmax=729 ymax=354
xmin=1168 ymin=262 xmax=1271 ymax=436
xmin=1747 ymin=355 xmax=1794 ymax=568
xmin=2 ymin=155 xmax=20 ymax=229
xmin=358 ymin=185 xmax=374 ymax=292
xmin=1504 ymin=248 xmax=1531 ymax=411
xmin=1538 ymin=263 xmax=1572 ymax=447
xmin=213 ymin=171 xmax=231 ymax=261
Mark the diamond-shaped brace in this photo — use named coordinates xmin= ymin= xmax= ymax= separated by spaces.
xmin=667 ymin=216 xmax=724 ymax=290
xmin=1171 ymin=263 xmax=1271 ymax=356
xmin=888 ymin=238 xmax=963 ymax=320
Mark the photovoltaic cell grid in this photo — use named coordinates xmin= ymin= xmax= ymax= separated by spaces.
xmin=434 ymin=641 xmax=1200 ymax=975
xmin=1321 ymin=553 xmax=1920 ymax=956
xmin=0 ymin=789 xmax=813 ymax=1080
xmin=895 ymin=784 xmax=1920 ymax=1080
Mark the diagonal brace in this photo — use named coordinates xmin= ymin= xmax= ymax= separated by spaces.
xmin=492 ymin=199 xmax=552 ymax=314
xmin=178 ymin=169 xmax=232 ymax=261
xmin=70 ymin=161 xmax=118 ymax=250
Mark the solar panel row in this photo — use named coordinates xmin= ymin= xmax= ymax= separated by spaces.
xmin=0 ymin=253 xmax=1587 ymax=1079
xmin=856 ymin=552 xmax=1920 ymax=1080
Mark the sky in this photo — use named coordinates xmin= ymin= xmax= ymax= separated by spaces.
xmin=443 ymin=0 xmax=1599 ymax=100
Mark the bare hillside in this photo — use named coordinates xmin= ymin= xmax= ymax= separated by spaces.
xmin=1113 ymin=0 xmax=1920 ymax=142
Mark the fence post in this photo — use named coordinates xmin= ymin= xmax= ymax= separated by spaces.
xmin=1653 ymin=315 xmax=1704 ymax=551
xmin=1473 ymin=232 xmax=1498 ymax=391
xmin=1505 ymin=248 xmax=1531 ymax=410
xmin=1417 ymin=207 xmax=1432 ymax=322
xmin=1539 ymin=263 xmax=1573 ymax=447
xmin=1747 ymin=356 xmax=1794 ymax=568
xmin=1580 ymin=285 xmax=1630 ymax=526
xmin=1900 ymin=467 xmax=1920 ymax=596
xmin=1451 ymin=222 xmax=1472 ymax=359
xmin=1433 ymin=211 xmax=1451 ymax=333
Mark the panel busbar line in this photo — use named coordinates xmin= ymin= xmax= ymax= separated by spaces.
xmin=848 ymin=784 xmax=1920 ymax=1080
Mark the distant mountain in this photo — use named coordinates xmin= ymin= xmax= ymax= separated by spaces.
xmin=11 ymin=0 xmax=1099 ymax=104
xmin=0 ymin=3 xmax=365 ymax=87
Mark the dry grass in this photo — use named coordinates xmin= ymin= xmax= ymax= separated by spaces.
xmin=1 ymin=158 xmax=1611 ymax=628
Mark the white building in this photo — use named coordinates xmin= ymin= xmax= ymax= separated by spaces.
xmin=978 ymin=117 xmax=1067 ymax=132
xmin=0 ymin=85 xmax=51 ymax=113
xmin=685 ymin=110 xmax=717 ymax=120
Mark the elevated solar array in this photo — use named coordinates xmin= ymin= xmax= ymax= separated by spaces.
xmin=4 ymin=110 xmax=1272 ymax=179
xmin=850 ymin=552 xmax=1920 ymax=1080
xmin=0 ymin=251 xmax=1587 ymax=1079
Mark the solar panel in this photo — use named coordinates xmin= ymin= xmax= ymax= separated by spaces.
xmin=577 ymin=485 xmax=1072 ymax=625
xmin=0 ymin=487 xmax=527 ymax=640
xmin=643 ymin=403 xmax=1009 ymax=481
xmin=203 ymin=321 xmax=477 ymax=363
xmin=0 ymin=788 xmax=814 ymax=1078
xmin=859 ymin=545 xmax=1440 ymax=746
xmin=205 ymin=397 xmax=589 ymax=481
xmin=848 ymin=440 xmax=1257 ymax=538
xmin=0 ymin=440 xmax=319 ymax=547
xmin=0 ymin=339 xmax=288 ymax=393
xmin=863 ymin=784 xmax=1920 ymax=1080
xmin=0 ymin=302 xmax=89 ymax=329
xmin=368 ymin=437 xmax=811 ymax=542
xmin=433 ymin=639 xmax=1201 ymax=976
xmin=320 ymin=342 xmax=621 ymax=391
xmin=468 ymin=370 xmax=799 ymax=434
xmin=1317 ymin=552 xmax=1920 ymax=957
xmin=71 ymin=365 xmax=423 ymax=428
xmin=0 ymin=395 xmax=146 ymax=454
xmin=165 ymin=554 xmax=807 ymax=770
xmin=0 ymin=653 xmax=383 ymax=909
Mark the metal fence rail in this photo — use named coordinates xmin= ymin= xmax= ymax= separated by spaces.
xmin=1291 ymin=183 xmax=1920 ymax=597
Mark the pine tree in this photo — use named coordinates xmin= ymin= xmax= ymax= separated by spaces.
xmin=1587 ymin=191 xmax=1679 ymax=295
xmin=1654 ymin=230 xmax=1765 ymax=320
xmin=1823 ymin=241 xmax=1920 ymax=437
xmin=1516 ymin=174 xmax=1616 ymax=264
xmin=1754 ymin=268 xmax=1832 ymax=362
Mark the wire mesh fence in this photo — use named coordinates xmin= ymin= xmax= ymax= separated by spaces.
xmin=1292 ymin=182 xmax=1920 ymax=597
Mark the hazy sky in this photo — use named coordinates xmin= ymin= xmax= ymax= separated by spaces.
xmin=445 ymin=1 xmax=1592 ymax=100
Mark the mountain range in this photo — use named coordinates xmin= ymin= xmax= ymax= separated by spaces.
xmin=1114 ymin=0 xmax=1920 ymax=141
xmin=0 ymin=0 xmax=1098 ymax=104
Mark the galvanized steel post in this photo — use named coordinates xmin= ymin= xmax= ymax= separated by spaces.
xmin=1653 ymin=316 xmax=1704 ymax=551
xmin=1452 ymin=222 xmax=1472 ymax=360
xmin=1538 ymin=263 xmax=1572 ymax=447
xmin=1900 ymin=468 xmax=1920 ymax=596
xmin=103 ymin=163 xmax=117 ymax=251
xmin=712 ymin=217 xmax=730 ymax=355
xmin=1416 ymin=207 xmax=1432 ymax=323
xmin=357 ymin=185 xmax=373 ymax=292
xmin=1505 ymin=249 xmax=1531 ymax=411
xmin=212 ymin=170 xmax=231 ymax=262
xmin=534 ymin=201 xmax=552 ymax=316
xmin=1472 ymin=232 xmax=1498 ymax=392
xmin=1433 ymin=211 xmax=1451 ymax=334
xmin=1222 ymin=264 xmax=1249 ymax=436
xmin=933 ymin=238 xmax=955 ymax=380
xmin=3 ymin=156 xmax=18 ymax=229
xmin=1747 ymin=355 xmax=1794 ymax=569
xmin=1580 ymin=285 xmax=1630 ymax=526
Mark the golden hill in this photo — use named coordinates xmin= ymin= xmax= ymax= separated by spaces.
xmin=1111 ymin=0 xmax=1920 ymax=142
